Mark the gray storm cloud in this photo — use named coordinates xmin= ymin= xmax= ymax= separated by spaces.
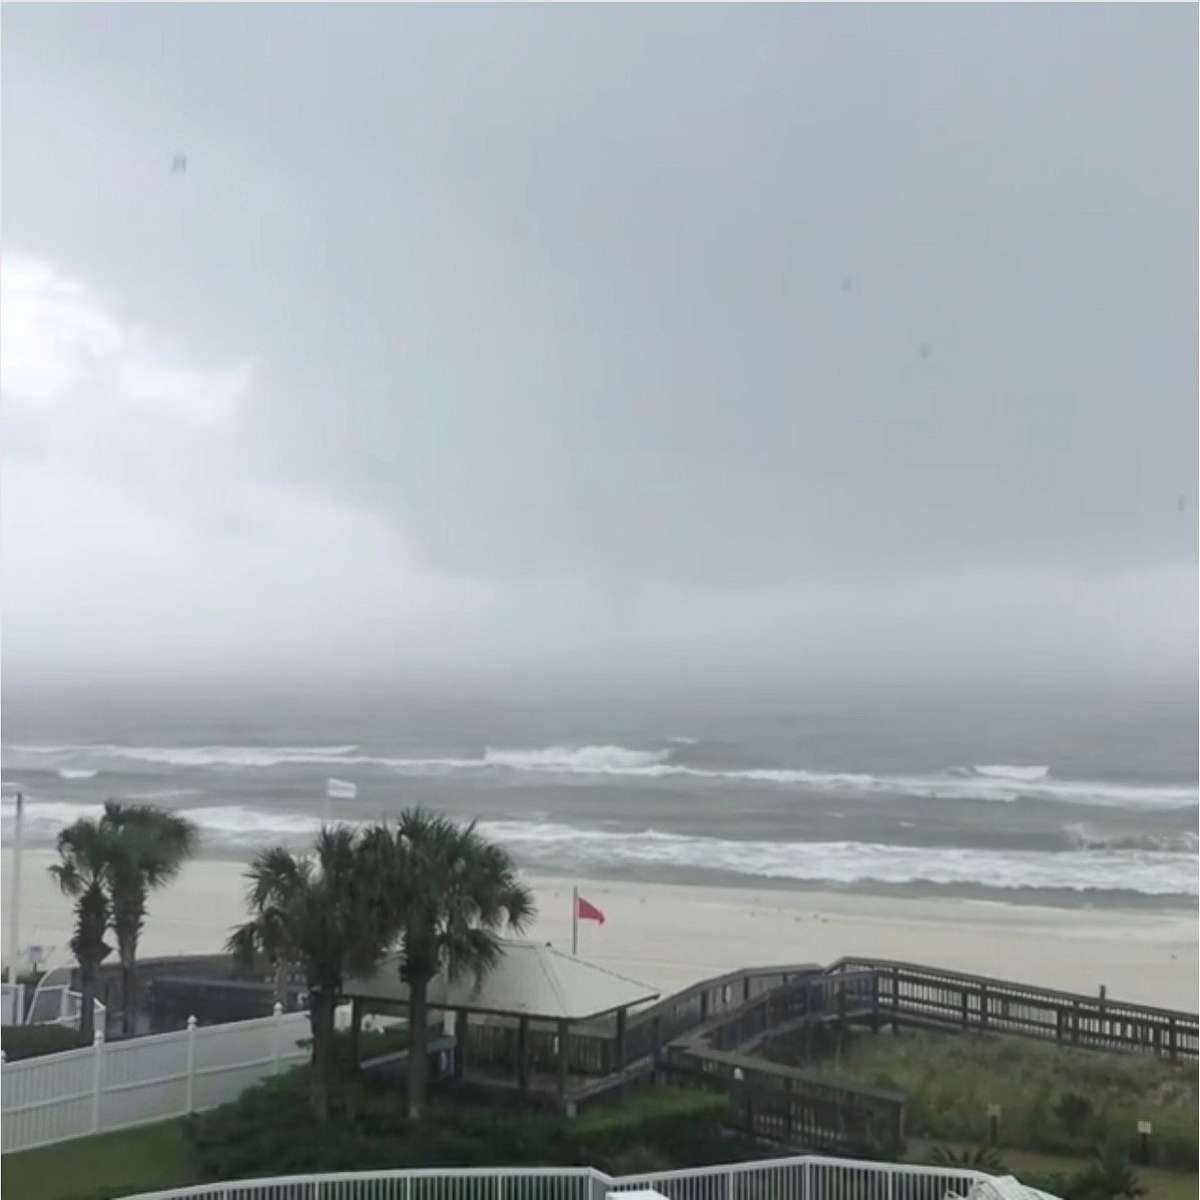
xmin=1 ymin=3 xmax=1195 ymax=695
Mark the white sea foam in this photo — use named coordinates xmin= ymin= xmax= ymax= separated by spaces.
xmin=57 ymin=769 xmax=99 ymax=779
xmin=475 ymin=820 xmax=1200 ymax=896
xmin=2 ymin=798 xmax=1194 ymax=896
xmin=482 ymin=745 xmax=670 ymax=771
xmin=176 ymin=805 xmax=322 ymax=837
xmin=12 ymin=743 xmax=361 ymax=768
xmin=974 ymin=765 xmax=1050 ymax=782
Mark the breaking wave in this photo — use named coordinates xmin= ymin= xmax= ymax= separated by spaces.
xmin=474 ymin=820 xmax=1198 ymax=897
xmin=3 ymin=798 xmax=1194 ymax=897
xmin=57 ymin=769 xmax=98 ymax=780
xmin=7 ymin=741 xmax=1195 ymax=810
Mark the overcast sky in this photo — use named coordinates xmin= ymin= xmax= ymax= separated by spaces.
xmin=2 ymin=4 xmax=1196 ymax=701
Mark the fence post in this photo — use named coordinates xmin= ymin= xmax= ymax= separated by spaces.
xmin=185 ymin=1015 xmax=198 ymax=1113
xmin=726 ymin=1166 xmax=734 ymax=1200
xmin=91 ymin=1029 xmax=105 ymax=1134
xmin=803 ymin=1160 xmax=812 ymax=1200
xmin=272 ymin=1001 xmax=283 ymax=1074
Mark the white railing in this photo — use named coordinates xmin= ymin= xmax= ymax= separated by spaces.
xmin=115 ymin=1158 xmax=1009 ymax=1200
xmin=0 ymin=982 xmax=25 ymax=1026
xmin=0 ymin=1004 xmax=310 ymax=1154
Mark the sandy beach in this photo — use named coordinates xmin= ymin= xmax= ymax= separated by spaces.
xmin=5 ymin=849 xmax=1196 ymax=1011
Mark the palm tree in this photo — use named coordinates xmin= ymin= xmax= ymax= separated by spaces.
xmin=227 ymin=827 xmax=392 ymax=1120
xmin=48 ymin=819 xmax=114 ymax=1041
xmin=99 ymin=803 xmax=198 ymax=1036
xmin=225 ymin=846 xmax=301 ymax=1010
xmin=373 ymin=810 xmax=535 ymax=1119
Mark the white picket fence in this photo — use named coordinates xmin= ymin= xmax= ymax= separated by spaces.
xmin=0 ymin=1004 xmax=311 ymax=1154
xmin=112 ymin=1157 xmax=1046 ymax=1200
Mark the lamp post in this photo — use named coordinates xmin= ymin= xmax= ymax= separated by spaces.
xmin=2 ymin=784 xmax=25 ymax=983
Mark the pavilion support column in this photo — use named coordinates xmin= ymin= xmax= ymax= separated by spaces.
xmin=615 ymin=1007 xmax=627 ymax=1071
xmin=517 ymin=1016 xmax=529 ymax=1094
xmin=557 ymin=1019 xmax=570 ymax=1100
xmin=455 ymin=1009 xmax=468 ymax=1081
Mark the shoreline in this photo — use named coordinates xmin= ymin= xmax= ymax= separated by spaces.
xmin=5 ymin=849 xmax=1197 ymax=1011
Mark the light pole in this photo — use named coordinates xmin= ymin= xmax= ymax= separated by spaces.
xmin=2 ymin=784 xmax=25 ymax=983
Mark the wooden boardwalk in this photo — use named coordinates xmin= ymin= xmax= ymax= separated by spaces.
xmin=424 ymin=956 xmax=1197 ymax=1159
xmin=826 ymin=957 xmax=1199 ymax=1061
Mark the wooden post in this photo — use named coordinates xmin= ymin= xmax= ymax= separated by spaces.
xmin=1137 ymin=1120 xmax=1152 ymax=1165
xmin=615 ymin=1007 xmax=627 ymax=1070
xmin=980 ymin=984 xmax=988 ymax=1029
xmin=743 ymin=976 xmax=752 ymax=1003
xmin=891 ymin=967 xmax=900 ymax=1035
xmin=961 ymin=988 xmax=970 ymax=1030
xmin=1168 ymin=1018 xmax=1177 ymax=1062
xmin=516 ymin=1016 xmax=529 ymax=1093
xmin=557 ymin=1018 xmax=569 ymax=1099
xmin=700 ymin=990 xmax=710 ymax=1023
xmin=986 ymin=1103 xmax=1001 ymax=1146
xmin=349 ymin=998 xmax=362 ymax=1069
xmin=455 ymin=1009 xmax=468 ymax=1080
xmin=1072 ymin=1001 xmax=1080 ymax=1045
xmin=871 ymin=974 xmax=880 ymax=1034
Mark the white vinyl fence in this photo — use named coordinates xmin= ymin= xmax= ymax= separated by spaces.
xmin=0 ymin=983 xmax=24 ymax=1026
xmin=1 ymin=1004 xmax=310 ymax=1153
xmin=111 ymin=1157 xmax=1028 ymax=1200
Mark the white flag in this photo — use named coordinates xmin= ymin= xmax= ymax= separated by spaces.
xmin=326 ymin=778 xmax=357 ymax=800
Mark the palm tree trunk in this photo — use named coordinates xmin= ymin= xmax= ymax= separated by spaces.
xmin=121 ymin=955 xmax=136 ymax=1037
xmin=79 ymin=966 xmax=95 ymax=1042
xmin=309 ymin=986 xmax=335 ymax=1122
xmin=406 ymin=974 xmax=429 ymax=1120
xmin=274 ymin=959 xmax=289 ymax=1010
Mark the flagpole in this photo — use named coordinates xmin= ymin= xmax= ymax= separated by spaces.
xmin=571 ymin=886 xmax=578 ymax=956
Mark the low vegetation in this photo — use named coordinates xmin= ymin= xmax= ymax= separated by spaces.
xmin=0 ymin=1023 xmax=89 ymax=1061
xmin=184 ymin=1070 xmax=733 ymax=1181
xmin=796 ymin=1028 xmax=1198 ymax=1171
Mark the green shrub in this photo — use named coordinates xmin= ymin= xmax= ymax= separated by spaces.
xmin=1024 ymin=1145 xmax=1147 ymax=1200
xmin=185 ymin=1073 xmax=733 ymax=1182
xmin=575 ymin=1088 xmax=730 ymax=1169
xmin=0 ymin=1024 xmax=89 ymax=1061
xmin=1056 ymin=1093 xmax=1094 ymax=1138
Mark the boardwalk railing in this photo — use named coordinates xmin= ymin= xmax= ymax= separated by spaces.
xmin=115 ymin=1154 xmax=1002 ymax=1200
xmin=1 ymin=1005 xmax=310 ymax=1154
xmin=826 ymin=958 xmax=1199 ymax=1061
xmin=661 ymin=972 xmax=907 ymax=1155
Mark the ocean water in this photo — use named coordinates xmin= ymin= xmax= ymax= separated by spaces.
xmin=3 ymin=686 xmax=1197 ymax=906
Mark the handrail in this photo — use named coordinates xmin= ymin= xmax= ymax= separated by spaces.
xmin=827 ymin=957 xmax=1199 ymax=1020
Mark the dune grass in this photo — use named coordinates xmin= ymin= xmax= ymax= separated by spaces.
xmin=800 ymin=1027 xmax=1198 ymax=1170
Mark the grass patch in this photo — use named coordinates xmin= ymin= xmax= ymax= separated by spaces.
xmin=789 ymin=1027 xmax=1198 ymax=1169
xmin=0 ymin=1024 xmax=89 ymax=1061
xmin=0 ymin=1119 xmax=198 ymax=1200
